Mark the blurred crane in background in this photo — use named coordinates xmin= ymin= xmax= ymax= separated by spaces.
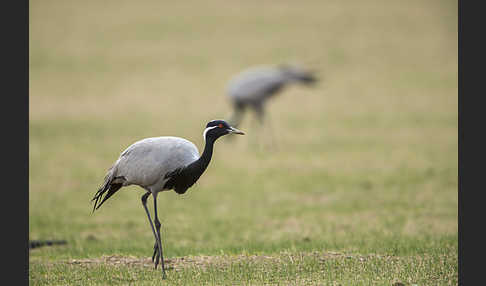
xmin=226 ymin=64 xmax=318 ymax=148
xmin=227 ymin=64 xmax=317 ymax=127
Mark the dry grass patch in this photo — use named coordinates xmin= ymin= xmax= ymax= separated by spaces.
xmin=63 ymin=251 xmax=409 ymax=271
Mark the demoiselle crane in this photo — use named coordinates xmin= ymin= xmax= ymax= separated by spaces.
xmin=91 ymin=120 xmax=244 ymax=279
xmin=226 ymin=64 xmax=317 ymax=128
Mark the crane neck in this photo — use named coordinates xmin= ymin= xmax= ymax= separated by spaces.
xmin=185 ymin=137 xmax=216 ymax=177
xmin=198 ymin=137 xmax=216 ymax=171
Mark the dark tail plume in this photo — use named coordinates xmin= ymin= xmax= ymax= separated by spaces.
xmin=91 ymin=167 xmax=124 ymax=212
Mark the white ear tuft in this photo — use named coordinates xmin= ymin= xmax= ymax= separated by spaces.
xmin=203 ymin=126 xmax=219 ymax=142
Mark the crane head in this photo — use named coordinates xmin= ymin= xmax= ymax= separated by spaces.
xmin=203 ymin=119 xmax=245 ymax=142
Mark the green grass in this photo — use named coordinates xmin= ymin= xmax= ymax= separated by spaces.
xmin=30 ymin=0 xmax=457 ymax=284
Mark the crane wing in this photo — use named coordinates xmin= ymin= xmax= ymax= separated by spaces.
xmin=114 ymin=137 xmax=200 ymax=189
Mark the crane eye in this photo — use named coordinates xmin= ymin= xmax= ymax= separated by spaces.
xmin=218 ymin=124 xmax=223 ymax=128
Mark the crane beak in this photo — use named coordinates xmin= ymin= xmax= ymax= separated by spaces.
xmin=228 ymin=126 xmax=245 ymax=135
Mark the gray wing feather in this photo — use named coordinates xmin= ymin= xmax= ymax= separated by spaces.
xmin=111 ymin=136 xmax=200 ymax=189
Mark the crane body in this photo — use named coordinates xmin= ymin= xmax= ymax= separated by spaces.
xmin=227 ymin=65 xmax=317 ymax=127
xmin=92 ymin=120 xmax=244 ymax=279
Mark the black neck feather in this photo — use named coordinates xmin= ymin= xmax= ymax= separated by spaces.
xmin=188 ymin=137 xmax=215 ymax=176
xmin=164 ymin=137 xmax=216 ymax=194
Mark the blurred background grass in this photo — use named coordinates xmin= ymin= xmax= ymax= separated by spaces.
xmin=29 ymin=0 xmax=457 ymax=283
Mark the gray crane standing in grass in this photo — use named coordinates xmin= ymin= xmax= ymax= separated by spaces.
xmin=226 ymin=64 xmax=317 ymax=129
xmin=91 ymin=120 xmax=244 ymax=279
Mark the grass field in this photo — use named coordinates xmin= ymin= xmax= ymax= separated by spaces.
xmin=29 ymin=0 xmax=457 ymax=284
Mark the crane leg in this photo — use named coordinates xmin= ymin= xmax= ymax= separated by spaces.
xmin=262 ymin=111 xmax=277 ymax=151
xmin=254 ymin=106 xmax=264 ymax=125
xmin=227 ymin=105 xmax=245 ymax=142
xmin=141 ymin=192 xmax=166 ymax=279
xmin=253 ymin=104 xmax=268 ymax=151
xmin=228 ymin=102 xmax=245 ymax=128
xmin=152 ymin=193 xmax=167 ymax=279
xmin=228 ymin=108 xmax=243 ymax=128
xmin=254 ymin=105 xmax=277 ymax=151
